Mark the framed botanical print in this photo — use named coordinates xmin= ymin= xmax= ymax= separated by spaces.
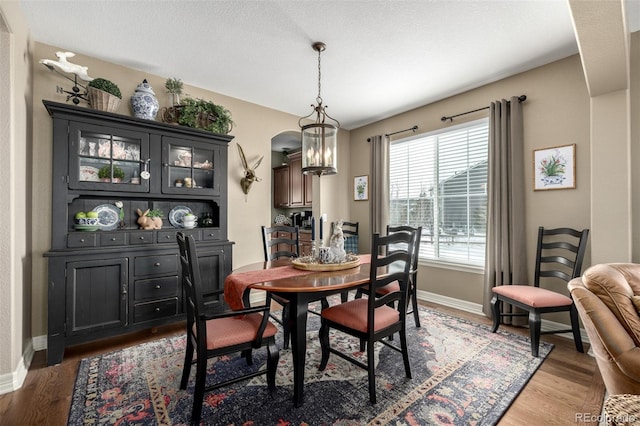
xmin=354 ymin=175 xmax=369 ymax=201
xmin=533 ymin=144 xmax=576 ymax=190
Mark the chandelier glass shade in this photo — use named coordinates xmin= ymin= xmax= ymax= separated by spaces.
xmin=299 ymin=42 xmax=340 ymax=176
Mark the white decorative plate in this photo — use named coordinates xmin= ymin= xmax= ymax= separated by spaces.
xmin=79 ymin=166 xmax=100 ymax=182
xmin=92 ymin=204 xmax=120 ymax=230
xmin=169 ymin=205 xmax=193 ymax=228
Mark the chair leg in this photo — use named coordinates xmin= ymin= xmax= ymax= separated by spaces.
xmin=570 ymin=304 xmax=584 ymax=353
xmin=490 ymin=295 xmax=501 ymax=333
xmin=355 ymin=289 xmax=364 ymax=299
xmin=529 ymin=311 xmax=541 ymax=357
xmin=318 ymin=322 xmax=330 ymax=371
xmin=266 ymin=339 xmax=279 ymax=392
xmin=244 ymin=349 xmax=253 ymax=365
xmin=367 ymin=338 xmax=377 ymax=404
xmin=411 ymin=281 xmax=421 ymax=327
xmin=400 ymin=326 xmax=412 ymax=380
xmin=180 ymin=338 xmax=194 ymax=390
xmin=191 ymin=354 xmax=207 ymax=426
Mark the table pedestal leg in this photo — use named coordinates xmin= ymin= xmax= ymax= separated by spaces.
xmin=289 ymin=297 xmax=309 ymax=407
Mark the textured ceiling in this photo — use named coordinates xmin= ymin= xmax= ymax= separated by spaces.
xmin=18 ymin=0 xmax=640 ymax=133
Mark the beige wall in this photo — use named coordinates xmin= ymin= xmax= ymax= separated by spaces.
xmin=31 ymin=42 xmax=351 ymax=339
xmin=349 ymin=55 xmax=592 ymax=305
xmin=0 ymin=1 xmax=33 ymax=383
xmin=632 ymin=32 xmax=640 ymax=262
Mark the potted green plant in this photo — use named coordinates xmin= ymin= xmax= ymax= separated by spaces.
xmin=98 ymin=165 xmax=125 ymax=182
xmin=87 ymin=78 xmax=122 ymax=113
xmin=165 ymin=77 xmax=183 ymax=106
xmin=177 ymin=97 xmax=234 ymax=134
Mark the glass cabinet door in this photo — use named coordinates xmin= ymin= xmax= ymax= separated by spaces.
xmin=68 ymin=122 xmax=150 ymax=192
xmin=162 ymin=136 xmax=220 ymax=195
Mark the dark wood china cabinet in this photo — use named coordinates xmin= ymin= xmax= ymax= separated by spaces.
xmin=43 ymin=101 xmax=233 ymax=365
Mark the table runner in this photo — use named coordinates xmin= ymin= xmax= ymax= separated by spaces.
xmin=224 ymin=254 xmax=371 ymax=310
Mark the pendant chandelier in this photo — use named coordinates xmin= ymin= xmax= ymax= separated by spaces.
xmin=299 ymin=42 xmax=340 ymax=176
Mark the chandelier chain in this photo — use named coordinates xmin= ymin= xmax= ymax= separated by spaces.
xmin=316 ymin=47 xmax=322 ymax=104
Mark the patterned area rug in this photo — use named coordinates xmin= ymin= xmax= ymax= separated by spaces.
xmin=68 ymin=304 xmax=552 ymax=425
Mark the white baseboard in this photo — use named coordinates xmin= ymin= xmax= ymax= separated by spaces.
xmin=417 ymin=289 xmax=590 ymax=345
xmin=0 ymin=339 xmax=35 ymax=395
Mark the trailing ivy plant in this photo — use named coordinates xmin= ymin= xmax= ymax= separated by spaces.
xmin=177 ymin=97 xmax=233 ymax=134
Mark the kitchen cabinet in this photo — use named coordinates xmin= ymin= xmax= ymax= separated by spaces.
xmin=43 ymin=100 xmax=233 ymax=366
xmin=299 ymin=231 xmax=313 ymax=256
xmin=273 ymin=165 xmax=290 ymax=208
xmin=272 ymin=151 xmax=312 ymax=208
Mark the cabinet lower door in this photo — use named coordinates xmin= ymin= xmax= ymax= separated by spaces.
xmin=66 ymin=258 xmax=128 ymax=335
xmin=197 ymin=246 xmax=229 ymax=311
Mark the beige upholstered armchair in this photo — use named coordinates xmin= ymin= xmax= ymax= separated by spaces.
xmin=568 ymin=263 xmax=640 ymax=395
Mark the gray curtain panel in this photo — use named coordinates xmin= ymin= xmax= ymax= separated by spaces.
xmin=369 ymin=134 xmax=390 ymax=236
xmin=482 ymin=97 xmax=527 ymax=320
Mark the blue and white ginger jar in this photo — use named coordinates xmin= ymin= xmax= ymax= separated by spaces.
xmin=131 ymin=79 xmax=159 ymax=120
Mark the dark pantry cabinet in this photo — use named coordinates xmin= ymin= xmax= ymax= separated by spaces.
xmin=43 ymin=101 xmax=234 ymax=365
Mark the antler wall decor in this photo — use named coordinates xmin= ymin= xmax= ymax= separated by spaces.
xmin=237 ymin=143 xmax=264 ymax=196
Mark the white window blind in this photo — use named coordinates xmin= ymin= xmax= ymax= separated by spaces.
xmin=389 ymin=119 xmax=488 ymax=267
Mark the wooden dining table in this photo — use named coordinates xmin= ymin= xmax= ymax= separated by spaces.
xmin=224 ymin=255 xmax=372 ymax=407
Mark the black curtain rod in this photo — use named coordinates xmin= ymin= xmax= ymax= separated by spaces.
xmin=440 ymin=95 xmax=527 ymax=123
xmin=367 ymin=125 xmax=418 ymax=142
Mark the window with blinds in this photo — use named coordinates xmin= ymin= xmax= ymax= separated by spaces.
xmin=389 ymin=118 xmax=488 ymax=267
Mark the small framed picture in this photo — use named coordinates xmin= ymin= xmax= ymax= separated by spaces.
xmin=533 ymin=144 xmax=576 ymax=190
xmin=354 ymin=175 xmax=369 ymax=201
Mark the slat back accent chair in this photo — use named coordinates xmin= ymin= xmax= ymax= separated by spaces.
xmin=355 ymin=225 xmax=423 ymax=328
xmin=490 ymin=226 xmax=590 ymax=357
xmin=318 ymin=229 xmax=418 ymax=404
xmin=386 ymin=225 xmax=423 ymax=327
xmin=261 ymin=225 xmax=309 ymax=350
xmin=261 ymin=225 xmax=300 ymax=261
xmin=177 ymin=232 xmax=279 ymax=425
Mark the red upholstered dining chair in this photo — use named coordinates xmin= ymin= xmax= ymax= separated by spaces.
xmin=355 ymin=225 xmax=423 ymax=328
xmin=177 ymin=232 xmax=279 ymax=425
xmin=261 ymin=225 xmax=300 ymax=349
xmin=318 ymin=229 xmax=417 ymax=404
xmin=490 ymin=226 xmax=589 ymax=357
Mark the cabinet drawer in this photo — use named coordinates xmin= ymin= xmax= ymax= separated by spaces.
xmin=100 ymin=232 xmax=126 ymax=246
xmin=133 ymin=298 xmax=179 ymax=323
xmin=157 ymin=229 xmax=201 ymax=244
xmin=134 ymin=254 xmax=178 ymax=276
xmin=202 ymin=228 xmax=221 ymax=241
xmin=299 ymin=232 xmax=312 ymax=242
xmin=134 ymin=276 xmax=179 ymax=301
xmin=67 ymin=233 xmax=97 ymax=248
xmin=129 ymin=231 xmax=154 ymax=245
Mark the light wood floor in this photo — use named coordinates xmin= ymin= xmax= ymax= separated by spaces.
xmin=0 ymin=301 xmax=604 ymax=426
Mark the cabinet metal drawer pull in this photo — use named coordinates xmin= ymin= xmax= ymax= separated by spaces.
xmin=110 ymin=237 xmax=117 ymax=241
xmin=139 ymin=236 xmax=145 ymax=240
xmin=154 ymin=262 xmax=161 ymax=267
xmin=155 ymin=307 xmax=161 ymax=312
xmin=155 ymin=284 xmax=161 ymax=289
xmin=79 ymin=238 xmax=85 ymax=243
